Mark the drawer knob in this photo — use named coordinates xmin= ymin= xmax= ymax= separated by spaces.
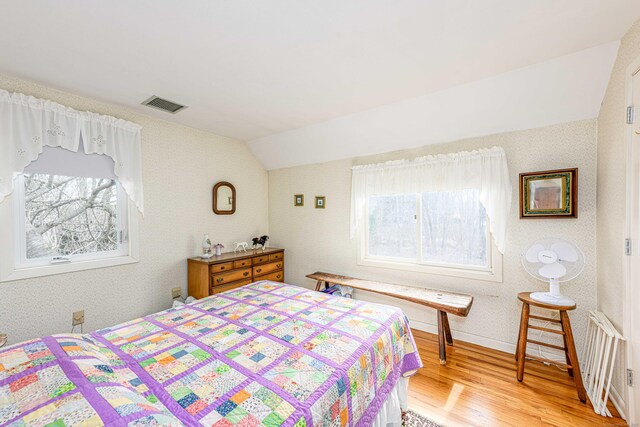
xmin=243 ymin=271 xmax=249 ymax=277
xmin=220 ymin=266 xmax=225 ymax=270
xmin=217 ymin=278 xmax=223 ymax=283
xmin=276 ymin=263 xmax=282 ymax=268
xmin=256 ymin=268 xmax=262 ymax=273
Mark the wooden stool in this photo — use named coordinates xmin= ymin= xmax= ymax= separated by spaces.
xmin=515 ymin=292 xmax=587 ymax=403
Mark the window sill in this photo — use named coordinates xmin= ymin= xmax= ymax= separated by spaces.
xmin=357 ymin=256 xmax=503 ymax=282
xmin=0 ymin=255 xmax=138 ymax=283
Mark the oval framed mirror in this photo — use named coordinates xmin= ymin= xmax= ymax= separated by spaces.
xmin=212 ymin=181 xmax=236 ymax=215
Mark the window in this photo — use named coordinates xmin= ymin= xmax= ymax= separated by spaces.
xmin=0 ymin=144 xmax=138 ymax=282
xmin=361 ymin=189 xmax=501 ymax=281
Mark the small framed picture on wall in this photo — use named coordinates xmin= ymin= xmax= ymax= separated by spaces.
xmin=294 ymin=194 xmax=304 ymax=206
xmin=315 ymin=196 xmax=326 ymax=209
xmin=519 ymin=168 xmax=578 ymax=218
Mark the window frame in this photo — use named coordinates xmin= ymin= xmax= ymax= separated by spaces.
xmin=358 ymin=193 xmax=503 ymax=282
xmin=0 ymin=174 xmax=139 ymax=282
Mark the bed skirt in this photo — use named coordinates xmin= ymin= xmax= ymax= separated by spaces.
xmin=372 ymin=376 xmax=409 ymax=427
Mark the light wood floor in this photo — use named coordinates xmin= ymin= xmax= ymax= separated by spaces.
xmin=407 ymin=329 xmax=627 ymax=427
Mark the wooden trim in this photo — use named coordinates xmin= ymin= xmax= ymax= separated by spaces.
xmin=528 ymin=314 xmax=561 ymax=324
xmin=526 ymin=339 xmax=566 ymax=352
xmin=528 ymin=324 xmax=565 ymax=335
xmin=212 ymin=181 xmax=236 ymax=215
xmin=306 ymin=272 xmax=473 ymax=317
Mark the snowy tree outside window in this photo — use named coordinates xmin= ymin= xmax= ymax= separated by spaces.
xmin=22 ymin=173 xmax=119 ymax=259
xmin=366 ymin=189 xmax=489 ymax=269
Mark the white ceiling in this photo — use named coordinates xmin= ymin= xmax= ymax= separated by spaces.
xmin=0 ymin=1 xmax=638 ymax=167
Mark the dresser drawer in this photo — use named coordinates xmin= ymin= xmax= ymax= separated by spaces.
xmin=269 ymin=252 xmax=283 ymax=262
xmin=211 ymin=268 xmax=251 ymax=286
xmin=258 ymin=271 xmax=284 ymax=283
xmin=210 ymin=262 xmax=234 ymax=273
xmin=211 ymin=279 xmax=253 ymax=294
xmin=253 ymin=254 xmax=270 ymax=265
xmin=233 ymin=258 xmax=252 ymax=269
xmin=253 ymin=261 xmax=283 ymax=277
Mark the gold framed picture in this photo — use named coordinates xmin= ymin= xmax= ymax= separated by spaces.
xmin=519 ymin=168 xmax=578 ymax=218
xmin=315 ymin=196 xmax=326 ymax=209
xmin=294 ymin=194 xmax=304 ymax=206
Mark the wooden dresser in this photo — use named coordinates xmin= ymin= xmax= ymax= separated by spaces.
xmin=187 ymin=248 xmax=285 ymax=299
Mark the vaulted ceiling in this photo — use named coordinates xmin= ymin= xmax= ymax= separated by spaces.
xmin=1 ymin=1 xmax=638 ymax=169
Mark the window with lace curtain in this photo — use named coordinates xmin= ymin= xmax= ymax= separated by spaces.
xmin=351 ymin=147 xmax=511 ymax=281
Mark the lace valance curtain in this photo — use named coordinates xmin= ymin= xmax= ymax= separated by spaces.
xmin=350 ymin=146 xmax=512 ymax=253
xmin=0 ymin=89 xmax=144 ymax=213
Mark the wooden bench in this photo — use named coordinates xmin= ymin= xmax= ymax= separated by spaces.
xmin=306 ymin=272 xmax=473 ymax=365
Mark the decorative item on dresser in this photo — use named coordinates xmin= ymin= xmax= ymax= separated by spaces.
xmin=188 ymin=248 xmax=285 ymax=298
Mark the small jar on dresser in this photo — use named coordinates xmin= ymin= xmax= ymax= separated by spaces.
xmin=187 ymin=248 xmax=285 ymax=299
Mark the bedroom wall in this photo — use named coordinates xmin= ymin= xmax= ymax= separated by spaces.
xmin=0 ymin=74 xmax=269 ymax=345
xmin=596 ymin=17 xmax=640 ymax=415
xmin=269 ymin=119 xmax=597 ymax=355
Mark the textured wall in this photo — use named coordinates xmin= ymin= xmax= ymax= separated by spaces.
xmin=269 ymin=120 xmax=597 ymax=354
xmin=0 ymin=74 xmax=269 ymax=345
xmin=596 ymin=17 xmax=640 ymax=414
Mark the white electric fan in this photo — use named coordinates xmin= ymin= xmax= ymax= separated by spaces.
xmin=521 ymin=238 xmax=585 ymax=306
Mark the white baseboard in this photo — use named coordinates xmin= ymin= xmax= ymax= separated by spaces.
xmin=409 ymin=319 xmax=517 ymax=355
xmin=609 ymin=385 xmax=627 ymax=421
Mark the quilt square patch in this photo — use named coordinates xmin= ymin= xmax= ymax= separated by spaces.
xmin=140 ymin=342 xmax=211 ymax=383
xmin=304 ymin=331 xmax=361 ymax=365
xmin=0 ymin=340 xmax=55 ymax=381
xmin=347 ymin=352 xmax=375 ymax=424
xmin=120 ymin=331 xmax=184 ymax=360
xmin=268 ymin=320 xmax=320 ymax=346
xmin=128 ymin=413 xmax=183 ymax=426
xmin=373 ymin=331 xmax=393 ymax=389
xmin=0 ymin=365 xmax=75 ymax=424
xmin=166 ymin=360 xmax=246 ymax=417
xmin=100 ymin=320 xmax=163 ymax=346
xmin=226 ymin=336 xmax=288 ymax=373
xmin=74 ymin=357 xmax=148 ymax=393
xmin=270 ymin=300 xmax=312 ymax=315
xmin=321 ymin=297 xmax=360 ymax=311
xmin=352 ymin=303 xmax=397 ymax=322
xmin=331 ymin=315 xmax=381 ymax=341
xmin=239 ymin=310 xmax=287 ymax=331
xmin=249 ymin=281 xmax=285 ymax=292
xmin=263 ymin=351 xmax=333 ymax=402
xmin=216 ymin=303 xmax=260 ymax=320
xmin=200 ymin=325 xmax=256 ymax=353
xmin=223 ymin=288 xmax=262 ymax=300
xmin=58 ymin=336 xmax=124 ymax=366
xmin=271 ymin=285 xmax=306 ymax=298
xmin=310 ymin=377 xmax=348 ymax=427
xmin=176 ymin=315 xmax=226 ymax=337
xmin=199 ymin=381 xmax=295 ymax=427
xmin=97 ymin=386 xmax=167 ymax=417
xmin=194 ymin=296 xmax=236 ymax=312
xmin=244 ymin=293 xmax=285 ymax=308
xmin=296 ymin=307 xmax=344 ymax=326
xmin=293 ymin=291 xmax=330 ymax=304
xmin=152 ymin=307 xmax=204 ymax=327
xmin=6 ymin=392 xmax=102 ymax=427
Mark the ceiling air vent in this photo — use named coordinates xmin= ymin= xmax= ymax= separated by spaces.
xmin=141 ymin=95 xmax=187 ymax=114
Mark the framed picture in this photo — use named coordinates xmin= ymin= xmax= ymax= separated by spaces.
xmin=315 ymin=196 xmax=326 ymax=209
xmin=519 ymin=168 xmax=578 ymax=218
xmin=294 ymin=194 xmax=304 ymax=206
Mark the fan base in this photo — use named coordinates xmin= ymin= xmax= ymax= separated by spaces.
xmin=530 ymin=291 xmax=575 ymax=306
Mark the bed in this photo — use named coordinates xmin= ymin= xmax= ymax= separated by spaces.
xmin=0 ymin=281 xmax=422 ymax=426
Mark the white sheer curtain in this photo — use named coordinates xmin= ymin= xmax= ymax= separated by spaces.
xmin=351 ymin=146 xmax=512 ymax=253
xmin=0 ymin=89 xmax=144 ymax=213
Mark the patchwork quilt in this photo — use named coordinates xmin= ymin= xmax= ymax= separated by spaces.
xmin=0 ymin=281 xmax=422 ymax=427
